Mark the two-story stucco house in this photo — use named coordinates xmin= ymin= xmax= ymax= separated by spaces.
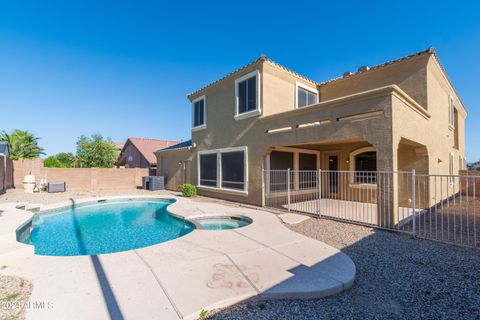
xmin=156 ymin=48 xmax=467 ymax=221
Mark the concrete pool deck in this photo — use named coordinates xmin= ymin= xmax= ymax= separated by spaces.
xmin=0 ymin=195 xmax=355 ymax=320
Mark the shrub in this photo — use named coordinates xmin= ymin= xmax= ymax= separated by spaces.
xmin=43 ymin=156 xmax=65 ymax=168
xmin=198 ymin=309 xmax=208 ymax=320
xmin=181 ymin=184 xmax=197 ymax=197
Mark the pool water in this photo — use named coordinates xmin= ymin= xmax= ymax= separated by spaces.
xmin=23 ymin=199 xmax=194 ymax=256
xmin=194 ymin=217 xmax=251 ymax=230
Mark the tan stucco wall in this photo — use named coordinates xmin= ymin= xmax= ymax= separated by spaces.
xmin=156 ymin=149 xmax=192 ymax=191
xmin=320 ymin=54 xmax=429 ymax=108
xmin=175 ymin=52 xmax=466 ymax=209
xmin=262 ymin=62 xmax=317 ymax=116
xmin=190 ymin=85 xmax=395 ymax=205
xmin=391 ymin=56 xmax=466 ymax=178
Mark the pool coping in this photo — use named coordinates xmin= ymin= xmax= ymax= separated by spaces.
xmin=0 ymin=194 xmax=356 ymax=320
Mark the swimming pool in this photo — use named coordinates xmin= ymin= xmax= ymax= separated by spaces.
xmin=17 ymin=198 xmax=194 ymax=256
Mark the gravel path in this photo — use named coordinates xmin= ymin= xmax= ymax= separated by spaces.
xmin=206 ymin=218 xmax=480 ymax=320
xmin=0 ymin=274 xmax=32 ymax=320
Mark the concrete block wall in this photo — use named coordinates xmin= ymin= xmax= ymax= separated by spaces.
xmin=12 ymin=158 xmax=148 ymax=191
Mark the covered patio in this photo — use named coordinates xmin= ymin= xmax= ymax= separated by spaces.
xmin=263 ymin=137 xmax=430 ymax=229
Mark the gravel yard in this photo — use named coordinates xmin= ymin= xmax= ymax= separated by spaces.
xmin=207 ymin=217 xmax=480 ymax=320
xmin=0 ymin=274 xmax=32 ymax=320
xmin=2 ymin=190 xmax=479 ymax=319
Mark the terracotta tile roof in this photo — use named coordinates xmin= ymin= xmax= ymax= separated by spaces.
xmin=187 ymin=55 xmax=317 ymax=99
xmin=187 ymin=56 xmax=264 ymax=99
xmin=187 ymin=48 xmax=437 ymax=99
xmin=126 ymin=138 xmax=181 ymax=164
xmin=318 ymin=48 xmax=435 ymax=85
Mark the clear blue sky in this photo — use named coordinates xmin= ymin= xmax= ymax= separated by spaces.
xmin=0 ymin=1 xmax=478 ymax=160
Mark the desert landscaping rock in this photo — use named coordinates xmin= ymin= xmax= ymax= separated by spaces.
xmin=206 ymin=217 xmax=480 ymax=320
xmin=0 ymin=274 xmax=32 ymax=320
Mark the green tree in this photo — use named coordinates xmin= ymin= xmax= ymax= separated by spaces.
xmin=55 ymin=152 xmax=75 ymax=167
xmin=43 ymin=156 xmax=65 ymax=168
xmin=76 ymin=134 xmax=117 ymax=168
xmin=0 ymin=130 xmax=45 ymax=160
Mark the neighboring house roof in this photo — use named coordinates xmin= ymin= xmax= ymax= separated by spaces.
xmin=113 ymin=142 xmax=125 ymax=151
xmin=122 ymin=138 xmax=181 ymax=165
xmin=157 ymin=140 xmax=192 ymax=152
xmin=0 ymin=141 xmax=9 ymax=156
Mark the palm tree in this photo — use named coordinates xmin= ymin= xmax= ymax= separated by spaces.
xmin=0 ymin=130 xmax=45 ymax=160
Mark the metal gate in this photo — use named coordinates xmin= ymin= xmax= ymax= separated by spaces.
xmin=263 ymin=169 xmax=480 ymax=248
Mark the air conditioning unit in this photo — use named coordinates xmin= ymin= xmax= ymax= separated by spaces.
xmin=142 ymin=176 xmax=164 ymax=191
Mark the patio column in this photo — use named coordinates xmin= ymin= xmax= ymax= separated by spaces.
xmin=374 ymin=142 xmax=399 ymax=228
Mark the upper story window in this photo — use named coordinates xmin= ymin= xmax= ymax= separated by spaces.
xmin=192 ymin=95 xmax=206 ymax=130
xmin=235 ymin=70 xmax=260 ymax=120
xmin=296 ymin=82 xmax=319 ymax=108
xmin=449 ymin=96 xmax=455 ymax=128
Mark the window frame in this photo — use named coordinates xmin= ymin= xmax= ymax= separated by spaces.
xmin=295 ymin=82 xmax=319 ymax=109
xmin=449 ymin=152 xmax=454 ymax=175
xmin=234 ymin=70 xmax=261 ymax=120
xmin=449 ymin=95 xmax=455 ymax=129
xmin=192 ymin=95 xmax=207 ymax=131
xmin=349 ymin=146 xmax=377 ymax=185
xmin=198 ymin=152 xmax=218 ymax=187
xmin=197 ymin=146 xmax=248 ymax=194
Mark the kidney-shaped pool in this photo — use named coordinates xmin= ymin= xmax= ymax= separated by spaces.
xmin=17 ymin=198 xmax=194 ymax=256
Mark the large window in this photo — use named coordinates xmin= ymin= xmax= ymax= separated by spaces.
xmin=192 ymin=96 xmax=206 ymax=129
xmin=221 ymin=151 xmax=245 ymax=190
xmin=235 ymin=71 xmax=260 ymax=118
xmin=299 ymin=153 xmax=317 ymax=170
xmin=199 ymin=153 xmax=217 ymax=187
xmin=198 ymin=147 xmax=247 ymax=192
xmin=349 ymin=147 xmax=377 ymax=184
xmin=270 ymin=151 xmax=294 ymax=170
xmin=299 ymin=153 xmax=317 ymax=189
xmin=297 ymin=84 xmax=318 ymax=108
xmin=269 ymin=151 xmax=294 ymax=191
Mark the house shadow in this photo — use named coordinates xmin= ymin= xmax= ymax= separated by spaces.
xmin=68 ymin=198 xmax=125 ymax=320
